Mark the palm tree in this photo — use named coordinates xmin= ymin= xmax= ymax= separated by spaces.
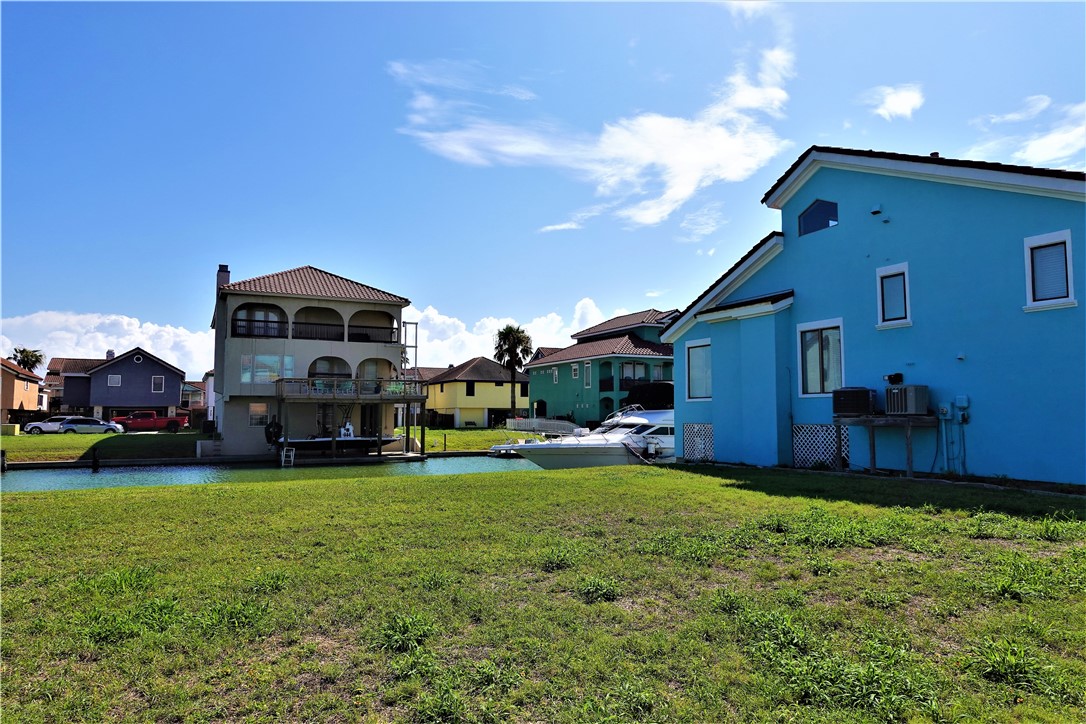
xmin=493 ymin=325 xmax=533 ymax=420
xmin=9 ymin=347 xmax=45 ymax=373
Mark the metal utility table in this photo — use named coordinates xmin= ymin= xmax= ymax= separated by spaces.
xmin=832 ymin=414 xmax=939 ymax=478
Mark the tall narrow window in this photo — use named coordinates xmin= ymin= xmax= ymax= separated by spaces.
xmin=584 ymin=362 xmax=591 ymax=388
xmin=687 ymin=340 xmax=711 ymax=400
xmin=552 ymin=368 xmax=558 ymax=384
xmin=876 ymin=262 xmax=911 ymax=328
xmin=466 ymin=381 xmax=476 ymax=396
xmin=1024 ymin=231 xmax=1074 ymax=310
xmin=798 ymin=320 xmax=843 ymax=396
xmin=151 ymin=376 xmax=164 ymax=393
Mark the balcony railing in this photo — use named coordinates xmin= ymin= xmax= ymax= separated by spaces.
xmin=348 ymin=325 xmax=399 ymax=343
xmin=293 ymin=322 xmax=345 ymax=341
xmin=276 ymin=377 xmax=426 ymax=402
xmin=232 ymin=319 xmax=289 ymax=338
xmin=599 ymin=377 xmax=615 ymax=392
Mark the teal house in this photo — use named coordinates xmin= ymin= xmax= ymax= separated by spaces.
xmin=526 ymin=309 xmax=677 ymax=428
xmin=662 ymin=146 xmax=1085 ymax=486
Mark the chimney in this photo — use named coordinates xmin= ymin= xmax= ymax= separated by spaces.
xmin=217 ymin=264 xmax=231 ymax=289
xmin=929 ymin=152 xmax=940 ymax=158
xmin=106 ymin=349 xmax=115 ymax=360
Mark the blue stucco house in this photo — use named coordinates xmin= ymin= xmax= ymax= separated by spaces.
xmin=661 ymin=146 xmax=1085 ymax=486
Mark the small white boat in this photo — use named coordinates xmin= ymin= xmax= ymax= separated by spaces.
xmin=491 ymin=405 xmax=675 ymax=470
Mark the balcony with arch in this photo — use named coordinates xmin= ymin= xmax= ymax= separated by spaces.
xmin=293 ymin=307 xmax=345 ymax=342
xmin=231 ymin=303 xmax=289 ymax=338
xmin=348 ymin=310 xmax=399 ymax=344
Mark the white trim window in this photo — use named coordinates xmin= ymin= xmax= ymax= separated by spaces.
xmin=552 ymin=367 xmax=558 ymax=384
xmin=876 ymin=262 xmax=911 ymax=328
xmin=686 ymin=339 xmax=711 ymax=401
xmin=798 ymin=319 xmax=843 ymax=396
xmin=107 ymin=374 xmax=122 ymax=387
xmin=248 ymin=402 xmax=269 ymax=427
xmin=571 ymin=364 xmax=579 ymax=379
xmin=151 ymin=375 xmax=165 ymax=393
xmin=584 ymin=362 xmax=591 ymax=388
xmin=1024 ymin=230 xmax=1076 ymax=311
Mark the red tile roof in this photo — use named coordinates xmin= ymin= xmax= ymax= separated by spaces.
xmin=524 ymin=334 xmax=672 ymax=367
xmin=1 ymin=358 xmax=43 ymax=382
xmin=572 ymin=309 xmax=677 ymax=339
xmin=220 ymin=266 xmax=410 ymax=305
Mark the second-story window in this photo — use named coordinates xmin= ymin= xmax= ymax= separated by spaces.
xmin=152 ymin=376 xmax=164 ymax=393
xmin=799 ymin=199 xmax=838 ymax=236
xmin=466 ymin=381 xmax=476 ymax=396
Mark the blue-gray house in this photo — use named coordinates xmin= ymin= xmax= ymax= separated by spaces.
xmin=661 ymin=146 xmax=1085 ymax=486
xmin=58 ymin=347 xmax=186 ymax=420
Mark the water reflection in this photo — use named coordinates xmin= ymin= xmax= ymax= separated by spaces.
xmin=0 ymin=456 xmax=540 ymax=493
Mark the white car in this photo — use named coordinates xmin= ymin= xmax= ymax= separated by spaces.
xmin=23 ymin=416 xmax=75 ymax=434
xmin=58 ymin=417 xmax=125 ymax=434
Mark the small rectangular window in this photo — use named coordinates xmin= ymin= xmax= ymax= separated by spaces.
xmin=687 ymin=341 xmax=711 ymax=400
xmin=466 ymin=381 xmax=476 ymax=396
xmin=151 ymin=376 xmax=164 ymax=393
xmin=1024 ymin=231 xmax=1075 ymax=310
xmin=248 ymin=403 xmax=269 ymax=427
xmin=571 ymin=364 xmax=579 ymax=379
xmin=108 ymin=374 xmax=121 ymax=387
xmin=799 ymin=199 xmax=838 ymax=236
xmin=876 ymin=262 xmax=911 ymax=328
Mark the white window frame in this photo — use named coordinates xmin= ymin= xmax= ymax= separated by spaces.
xmin=584 ymin=362 xmax=591 ymax=388
xmin=797 ymin=318 xmax=844 ymax=398
xmin=151 ymin=375 xmax=164 ymax=393
xmin=571 ymin=364 xmax=579 ymax=379
xmin=552 ymin=367 xmax=558 ymax=384
xmin=876 ymin=262 xmax=911 ymax=329
xmin=1024 ymin=230 xmax=1076 ymax=311
xmin=685 ymin=338 xmax=712 ymax=402
xmin=248 ymin=402 xmax=269 ymax=427
xmin=107 ymin=374 xmax=122 ymax=387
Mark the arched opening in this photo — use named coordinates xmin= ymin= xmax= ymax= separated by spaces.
xmin=534 ymin=399 xmax=548 ymax=418
xmin=294 ymin=307 xmax=344 ymax=341
xmin=308 ymin=356 xmax=352 ymax=379
xmin=348 ymin=310 xmax=398 ymax=343
xmin=232 ymin=303 xmax=288 ymax=338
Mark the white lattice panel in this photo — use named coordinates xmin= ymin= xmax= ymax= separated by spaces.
xmin=683 ymin=423 xmax=714 ymax=462
xmin=792 ymin=424 xmax=847 ymax=469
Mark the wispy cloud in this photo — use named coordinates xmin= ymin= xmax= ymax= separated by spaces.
xmin=390 ymin=6 xmax=794 ymax=229
xmin=860 ymin=83 xmax=924 ymax=121
xmin=387 ymin=59 xmax=537 ymax=101
xmin=677 ymin=202 xmax=725 ymax=243
xmin=964 ymin=100 xmax=1085 ymax=170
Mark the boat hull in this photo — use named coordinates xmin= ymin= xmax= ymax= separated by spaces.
xmin=513 ymin=442 xmax=673 ymax=470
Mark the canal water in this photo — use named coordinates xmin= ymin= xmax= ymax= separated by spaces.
xmin=0 ymin=456 xmax=540 ymax=493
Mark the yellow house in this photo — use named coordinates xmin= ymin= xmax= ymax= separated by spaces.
xmin=2 ymin=358 xmax=43 ymax=427
xmin=422 ymin=357 xmax=529 ymax=428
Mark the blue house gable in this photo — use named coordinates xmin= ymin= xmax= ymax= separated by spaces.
xmin=662 ymin=146 xmax=1085 ymax=486
xmin=87 ymin=347 xmax=186 ymax=416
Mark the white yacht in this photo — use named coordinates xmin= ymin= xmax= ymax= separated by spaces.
xmin=491 ymin=406 xmax=675 ymax=470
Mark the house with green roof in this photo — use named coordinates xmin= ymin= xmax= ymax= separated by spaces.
xmin=524 ymin=309 xmax=677 ymax=428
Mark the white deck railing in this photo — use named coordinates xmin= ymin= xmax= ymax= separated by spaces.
xmin=504 ymin=417 xmax=581 ymax=435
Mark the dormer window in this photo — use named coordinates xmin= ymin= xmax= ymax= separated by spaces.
xmin=799 ymin=200 xmax=838 ymax=236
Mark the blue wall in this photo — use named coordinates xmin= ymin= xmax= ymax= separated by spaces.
xmin=90 ymin=356 xmax=184 ymax=408
xmin=673 ymin=166 xmax=1084 ymax=484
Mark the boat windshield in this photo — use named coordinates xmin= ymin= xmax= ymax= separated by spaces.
xmin=598 ymin=422 xmax=654 ymax=435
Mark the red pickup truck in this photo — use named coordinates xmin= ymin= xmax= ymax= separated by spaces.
xmin=111 ymin=411 xmax=190 ymax=433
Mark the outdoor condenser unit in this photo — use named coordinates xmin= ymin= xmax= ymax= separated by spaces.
xmin=885 ymin=385 xmax=929 ymax=415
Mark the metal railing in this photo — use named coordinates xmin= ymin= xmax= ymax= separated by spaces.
xmin=232 ymin=319 xmax=289 ymax=338
xmin=505 ymin=417 xmax=581 ymax=435
xmin=276 ymin=377 xmax=425 ymax=401
xmin=348 ymin=325 xmax=399 ymax=343
xmin=292 ymin=321 xmax=345 ymax=341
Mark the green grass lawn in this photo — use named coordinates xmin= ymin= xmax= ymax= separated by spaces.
xmin=2 ymin=465 xmax=1083 ymax=722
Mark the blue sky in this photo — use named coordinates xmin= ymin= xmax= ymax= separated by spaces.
xmin=3 ymin=1 xmax=1084 ymax=376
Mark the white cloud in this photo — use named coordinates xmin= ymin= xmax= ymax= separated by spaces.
xmin=678 ymin=202 xmax=725 ymax=243
xmin=387 ymin=59 xmax=537 ymax=101
xmin=403 ymin=298 xmax=618 ymax=368
xmin=972 ymin=95 xmax=1052 ymax=129
xmin=964 ymin=101 xmax=1086 ymax=170
xmin=861 ymin=83 xmax=924 ymax=121
xmin=390 ymin=8 xmax=794 ymax=229
xmin=0 ymin=312 xmax=214 ymax=379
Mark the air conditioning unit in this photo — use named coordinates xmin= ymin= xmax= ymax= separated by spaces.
xmin=885 ymin=385 xmax=929 ymax=415
xmin=832 ymin=387 xmax=876 ymax=416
